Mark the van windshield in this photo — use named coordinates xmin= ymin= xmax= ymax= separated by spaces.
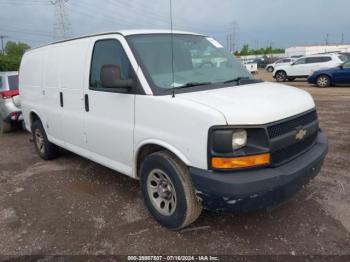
xmin=127 ymin=34 xmax=253 ymax=93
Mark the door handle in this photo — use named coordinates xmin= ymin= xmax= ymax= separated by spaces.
xmin=84 ymin=94 xmax=89 ymax=112
xmin=59 ymin=92 xmax=64 ymax=107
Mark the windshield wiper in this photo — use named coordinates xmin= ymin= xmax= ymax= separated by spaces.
xmin=223 ymin=77 xmax=250 ymax=85
xmin=175 ymin=82 xmax=212 ymax=89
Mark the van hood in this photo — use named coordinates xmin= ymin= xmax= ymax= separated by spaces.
xmin=178 ymin=82 xmax=315 ymax=125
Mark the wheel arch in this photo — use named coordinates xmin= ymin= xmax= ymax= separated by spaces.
xmin=29 ymin=110 xmax=43 ymax=130
xmin=275 ymin=69 xmax=287 ymax=75
xmin=134 ymin=140 xmax=191 ymax=178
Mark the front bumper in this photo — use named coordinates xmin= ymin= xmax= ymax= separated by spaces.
xmin=189 ymin=131 xmax=328 ymax=212
xmin=307 ymin=75 xmax=317 ymax=84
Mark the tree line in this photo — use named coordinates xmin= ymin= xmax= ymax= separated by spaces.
xmin=234 ymin=44 xmax=285 ymax=56
xmin=0 ymin=41 xmax=31 ymax=71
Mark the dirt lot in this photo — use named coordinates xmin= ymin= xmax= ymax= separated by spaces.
xmin=0 ymin=70 xmax=350 ymax=256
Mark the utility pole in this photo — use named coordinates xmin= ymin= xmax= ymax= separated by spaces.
xmin=325 ymin=33 xmax=329 ymax=46
xmin=0 ymin=35 xmax=8 ymax=54
xmin=226 ymin=21 xmax=238 ymax=53
xmin=341 ymin=33 xmax=344 ymax=45
xmin=230 ymin=21 xmax=238 ymax=53
xmin=50 ymin=0 xmax=72 ymax=40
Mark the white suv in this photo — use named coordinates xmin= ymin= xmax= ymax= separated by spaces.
xmin=19 ymin=30 xmax=328 ymax=229
xmin=0 ymin=71 xmax=22 ymax=133
xmin=273 ymin=54 xmax=346 ymax=82
xmin=265 ymin=58 xmax=295 ymax=72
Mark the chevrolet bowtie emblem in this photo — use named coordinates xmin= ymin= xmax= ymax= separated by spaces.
xmin=296 ymin=129 xmax=307 ymax=141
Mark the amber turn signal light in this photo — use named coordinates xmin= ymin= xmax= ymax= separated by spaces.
xmin=211 ymin=153 xmax=270 ymax=170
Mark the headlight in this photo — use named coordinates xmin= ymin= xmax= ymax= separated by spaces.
xmin=209 ymin=127 xmax=269 ymax=170
xmin=232 ymin=129 xmax=247 ymax=150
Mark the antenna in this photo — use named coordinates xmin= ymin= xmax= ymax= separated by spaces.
xmin=50 ymin=0 xmax=72 ymax=40
xmin=170 ymin=0 xmax=175 ymax=98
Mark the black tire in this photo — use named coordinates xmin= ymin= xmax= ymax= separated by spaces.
xmin=267 ymin=66 xmax=274 ymax=72
xmin=316 ymin=75 xmax=331 ymax=88
xmin=140 ymin=151 xmax=202 ymax=230
xmin=275 ymin=71 xmax=287 ymax=82
xmin=31 ymin=119 xmax=59 ymax=160
xmin=288 ymin=77 xmax=296 ymax=81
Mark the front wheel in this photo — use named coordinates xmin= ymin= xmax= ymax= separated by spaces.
xmin=140 ymin=151 xmax=202 ymax=230
xmin=316 ymin=75 xmax=331 ymax=88
xmin=275 ymin=71 xmax=287 ymax=82
xmin=267 ymin=66 xmax=274 ymax=72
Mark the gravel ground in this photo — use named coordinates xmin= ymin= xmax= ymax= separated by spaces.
xmin=0 ymin=70 xmax=349 ymax=256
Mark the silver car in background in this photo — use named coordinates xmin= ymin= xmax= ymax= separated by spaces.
xmin=0 ymin=71 xmax=22 ymax=133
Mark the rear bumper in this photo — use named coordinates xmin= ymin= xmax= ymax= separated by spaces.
xmin=0 ymin=98 xmax=22 ymax=122
xmin=189 ymin=131 xmax=328 ymax=212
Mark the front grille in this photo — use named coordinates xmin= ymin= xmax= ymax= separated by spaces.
xmin=271 ymin=132 xmax=318 ymax=165
xmin=267 ymin=110 xmax=318 ymax=139
xmin=267 ymin=110 xmax=319 ymax=165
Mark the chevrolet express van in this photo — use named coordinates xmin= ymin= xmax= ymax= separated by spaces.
xmin=19 ymin=30 xmax=328 ymax=230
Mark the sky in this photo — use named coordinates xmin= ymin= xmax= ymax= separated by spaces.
xmin=0 ymin=0 xmax=349 ymax=50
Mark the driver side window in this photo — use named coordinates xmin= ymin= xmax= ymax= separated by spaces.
xmin=90 ymin=39 xmax=132 ymax=90
xmin=294 ymin=58 xmax=306 ymax=65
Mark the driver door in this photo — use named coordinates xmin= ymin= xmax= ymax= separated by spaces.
xmin=84 ymin=37 xmax=136 ymax=176
xmin=288 ymin=58 xmax=307 ymax=76
xmin=333 ymin=61 xmax=350 ymax=84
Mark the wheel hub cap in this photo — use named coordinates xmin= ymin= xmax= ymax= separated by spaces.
xmin=158 ymin=181 xmax=172 ymax=200
xmin=35 ymin=129 xmax=45 ymax=154
xmin=318 ymin=77 xmax=327 ymax=86
xmin=147 ymin=169 xmax=177 ymax=216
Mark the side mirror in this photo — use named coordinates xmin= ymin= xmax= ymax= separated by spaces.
xmin=100 ymin=64 xmax=133 ymax=89
xmin=339 ymin=65 xmax=344 ymax=70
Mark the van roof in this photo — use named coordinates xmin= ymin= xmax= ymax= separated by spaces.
xmin=28 ymin=29 xmax=203 ymax=51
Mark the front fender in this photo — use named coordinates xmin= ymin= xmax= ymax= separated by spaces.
xmin=134 ymin=139 xmax=191 ymax=178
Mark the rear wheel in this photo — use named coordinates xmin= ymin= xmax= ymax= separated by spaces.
xmin=275 ymin=71 xmax=287 ymax=82
xmin=31 ymin=120 xmax=59 ymax=160
xmin=316 ymin=75 xmax=331 ymax=88
xmin=140 ymin=151 xmax=202 ymax=230
xmin=267 ymin=66 xmax=274 ymax=72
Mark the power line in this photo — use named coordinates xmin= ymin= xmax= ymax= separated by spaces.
xmin=0 ymin=28 xmax=52 ymax=38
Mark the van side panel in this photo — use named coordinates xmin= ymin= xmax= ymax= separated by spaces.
xmin=19 ymin=50 xmax=44 ymax=131
xmin=57 ymin=40 xmax=89 ymax=154
xmin=42 ymin=46 xmax=64 ymax=145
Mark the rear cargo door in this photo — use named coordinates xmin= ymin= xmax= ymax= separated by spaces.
xmin=58 ymin=41 xmax=90 ymax=156
xmin=42 ymin=47 xmax=64 ymax=144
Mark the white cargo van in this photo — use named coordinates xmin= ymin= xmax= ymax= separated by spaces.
xmin=20 ymin=30 xmax=328 ymax=230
